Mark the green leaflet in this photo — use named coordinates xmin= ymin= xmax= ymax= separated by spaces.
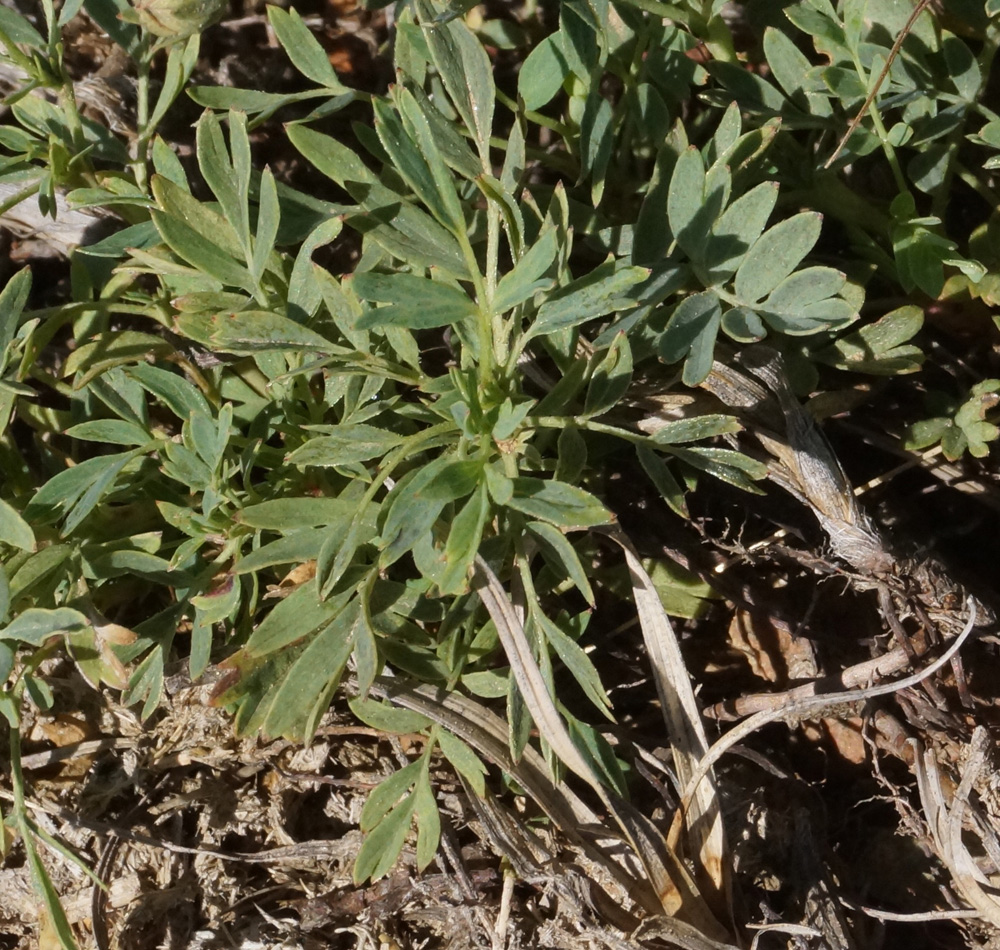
xmin=518 ymin=33 xmax=570 ymax=111
xmin=172 ymin=311 xmax=337 ymax=354
xmin=151 ymin=175 xmax=253 ymax=293
xmin=262 ymin=598 xmax=361 ymax=740
xmin=352 ymin=273 xmax=478 ymax=330
xmin=286 ymin=425 xmax=404 ymax=468
xmin=527 ymin=520 xmax=595 ymax=606
xmin=703 ymin=182 xmax=779 ymax=282
xmin=415 ymin=0 xmax=495 ymax=167
xmin=526 ymin=261 xmax=650 ymax=342
xmin=236 ymin=497 xmax=359 ymax=530
xmin=659 ymin=291 xmax=722 ymax=387
xmin=733 ymin=212 xmax=822 ymax=304
xmin=379 ymin=457 xmax=483 ymax=567
xmin=288 ymin=125 xmax=471 ymax=279
xmin=0 ymin=607 xmax=87 ymax=645
xmin=494 ymin=226 xmax=559 ymax=314
xmin=506 ymin=478 xmax=612 ymax=528
xmin=0 ymin=499 xmax=33 ymax=552
xmin=268 ymin=5 xmax=349 ymax=91
xmin=583 ymin=332 xmax=633 ymax=418
xmin=815 ymin=305 xmax=924 ymax=375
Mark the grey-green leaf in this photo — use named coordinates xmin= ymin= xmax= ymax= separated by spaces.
xmin=667 ymin=146 xmax=706 ymax=259
xmin=0 ymin=499 xmax=34 ymax=552
xmin=506 ymin=478 xmax=612 ymax=527
xmin=703 ymin=181 xmax=779 ymax=283
xmin=286 ymin=425 xmax=404 ymax=468
xmin=353 ymin=273 xmax=478 ymax=330
xmin=734 ymin=212 xmax=822 ymax=304
xmin=494 ymin=226 xmax=559 ymax=314
xmin=527 ymin=261 xmax=650 ymax=341
xmin=287 ymin=125 xmax=471 ymax=279
xmin=354 ymin=795 xmax=417 ymax=883
xmin=650 ymin=414 xmax=741 ymax=445
xmin=416 ymin=0 xmax=495 ymax=167
xmin=518 ymin=32 xmax=570 ymax=111
xmin=0 ymin=267 xmax=31 ymax=359
xmin=1 ymin=607 xmax=87 ymax=645
xmin=268 ymin=5 xmax=349 ymax=91
xmin=659 ymin=291 xmax=722 ymax=386
xmin=436 ymin=728 xmax=487 ymax=797
xmin=237 ymin=497 xmax=358 ymax=530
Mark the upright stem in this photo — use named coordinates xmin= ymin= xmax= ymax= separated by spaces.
xmin=133 ymin=39 xmax=152 ymax=191
xmin=486 ymin=200 xmax=508 ymax=370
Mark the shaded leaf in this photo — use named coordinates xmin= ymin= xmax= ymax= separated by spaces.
xmin=354 ymin=795 xmax=416 ymax=883
xmin=815 ymin=305 xmax=924 ymax=374
xmin=350 ymin=697 xmax=432 ymax=734
xmin=361 ymin=760 xmax=422 ymax=832
xmin=416 ymin=0 xmax=495 ymax=165
xmin=287 ymin=125 xmax=470 ymax=278
xmin=174 ymin=310 xmax=336 ymax=354
xmin=380 ymin=457 xmax=482 ymax=566
xmin=437 ymin=728 xmax=487 ymax=797
xmin=535 ymin=610 xmax=612 ymax=719
xmin=242 ymin=582 xmax=349 ymax=657
xmin=527 ymin=520 xmax=595 ymax=605
xmin=237 ymin=497 xmax=358 ymax=530
xmin=637 ymin=445 xmax=688 ymax=518
xmin=263 ymin=599 xmax=361 ymax=739
xmin=584 ymin=332 xmax=633 ymax=418
xmin=703 ymin=182 xmax=779 ymax=282
xmin=518 ymin=32 xmax=570 ymax=111
xmin=659 ymin=291 xmax=722 ymax=386
xmin=64 ymin=419 xmax=151 ymax=446
xmin=414 ymin=770 xmax=441 ymax=870
xmin=494 ymin=226 xmax=559 ymax=314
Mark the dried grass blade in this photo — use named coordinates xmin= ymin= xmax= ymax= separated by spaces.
xmin=369 ymin=673 xmax=661 ymax=911
xmin=913 ymin=728 xmax=1000 ymax=928
xmin=679 ymin=601 xmax=978 ymax=818
xmin=469 ymin=557 xmax=728 ymax=939
xmin=703 ymin=348 xmax=895 ymax=575
xmin=601 ymin=528 xmax=728 ymax=901
xmin=471 ymin=556 xmax=595 ymax=782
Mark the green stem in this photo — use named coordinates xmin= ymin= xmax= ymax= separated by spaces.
xmin=133 ymin=39 xmax=153 ymax=191
xmin=22 ymin=299 xmax=150 ymax=324
xmin=494 ymin=89 xmax=571 ymax=138
xmin=930 ymin=114 xmax=973 ymax=223
xmin=0 ymin=182 xmax=41 ymax=218
xmin=849 ymin=51 xmax=908 ymax=195
xmin=954 ymin=162 xmax=999 ymax=212
xmin=4 ymin=685 xmax=29 ymax=830
xmin=528 ymin=414 xmax=650 ymax=446
xmin=365 ymin=422 xmax=459 ymax=506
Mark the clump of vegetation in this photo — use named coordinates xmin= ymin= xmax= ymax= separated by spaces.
xmin=1 ymin=0 xmax=998 ymax=946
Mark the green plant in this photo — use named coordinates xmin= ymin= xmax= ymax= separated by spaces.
xmin=1 ymin=0 xmax=998 ymax=945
